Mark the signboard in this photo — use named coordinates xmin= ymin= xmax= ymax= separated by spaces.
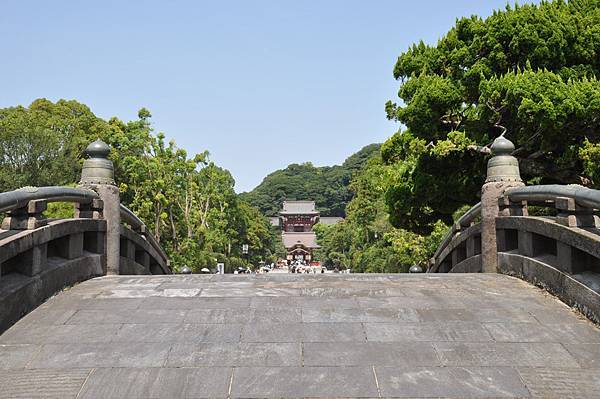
xmin=242 ymin=244 xmax=248 ymax=254
xmin=217 ymin=263 xmax=225 ymax=274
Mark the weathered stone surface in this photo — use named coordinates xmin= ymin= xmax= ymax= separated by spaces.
xmin=304 ymin=342 xmax=440 ymax=366
xmin=0 ymin=323 xmax=121 ymax=344
xmin=485 ymin=321 xmax=600 ymax=343
xmin=377 ymin=366 xmax=530 ymax=398
xmin=113 ymin=323 xmax=242 ymax=343
xmin=139 ymin=296 xmax=250 ymax=309
xmin=303 ymin=306 xmax=420 ymax=322
xmin=231 ymin=366 xmax=379 ymax=398
xmin=0 ymin=344 xmax=40 ymax=368
xmin=78 ymin=367 xmax=231 ymax=399
xmin=357 ymin=294 xmax=465 ymax=309
xmin=0 ymin=369 xmax=91 ymax=398
xmin=167 ymin=342 xmax=301 ymax=367
xmin=66 ymin=308 xmax=187 ymax=324
xmin=28 ymin=342 xmax=171 ymax=368
xmin=0 ymin=254 xmax=103 ymax=334
xmin=518 ymin=367 xmax=600 ymax=398
xmin=417 ymin=307 xmax=537 ymax=323
xmin=241 ymin=322 xmax=366 ymax=342
xmin=1 ymin=273 xmax=599 ymax=398
xmin=564 ymin=343 xmax=600 ymax=368
xmin=434 ymin=341 xmax=580 ymax=367
xmin=365 ymin=322 xmax=494 ymax=342
xmin=185 ymin=307 xmax=301 ymax=324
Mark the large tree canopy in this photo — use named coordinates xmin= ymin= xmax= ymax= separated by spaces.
xmin=384 ymin=0 xmax=600 ymax=234
xmin=0 ymin=99 xmax=111 ymax=191
xmin=0 ymin=99 xmax=279 ymax=271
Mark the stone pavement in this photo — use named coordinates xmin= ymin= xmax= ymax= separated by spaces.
xmin=1 ymin=274 xmax=600 ymax=398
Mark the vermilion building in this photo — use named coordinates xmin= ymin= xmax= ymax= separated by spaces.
xmin=270 ymin=201 xmax=342 ymax=263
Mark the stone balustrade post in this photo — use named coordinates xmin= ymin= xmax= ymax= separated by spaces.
xmin=555 ymin=196 xmax=600 ymax=228
xmin=78 ymin=140 xmax=120 ymax=275
xmin=480 ymin=136 xmax=524 ymax=273
xmin=1 ymin=199 xmax=48 ymax=230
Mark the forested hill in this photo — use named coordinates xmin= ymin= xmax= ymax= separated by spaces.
xmin=240 ymin=143 xmax=381 ymax=217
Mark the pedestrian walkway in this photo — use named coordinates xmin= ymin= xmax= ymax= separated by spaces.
xmin=1 ymin=274 xmax=600 ymax=398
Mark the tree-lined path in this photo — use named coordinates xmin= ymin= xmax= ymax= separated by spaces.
xmin=2 ymin=273 xmax=600 ymax=398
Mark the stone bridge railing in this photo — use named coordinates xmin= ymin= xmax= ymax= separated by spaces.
xmin=429 ymin=136 xmax=600 ymax=323
xmin=0 ymin=140 xmax=169 ymax=333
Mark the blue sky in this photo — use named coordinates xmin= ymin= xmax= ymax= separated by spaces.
xmin=0 ymin=1 xmax=531 ymax=192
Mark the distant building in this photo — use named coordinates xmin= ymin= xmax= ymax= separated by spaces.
xmin=270 ymin=201 xmax=342 ymax=263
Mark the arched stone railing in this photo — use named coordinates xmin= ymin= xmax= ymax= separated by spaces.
xmin=0 ymin=140 xmax=170 ymax=333
xmin=429 ymin=202 xmax=482 ymax=273
xmin=429 ymin=136 xmax=600 ymax=323
xmin=119 ymin=204 xmax=169 ymax=275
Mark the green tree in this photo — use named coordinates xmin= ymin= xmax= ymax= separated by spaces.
xmin=384 ymin=0 xmax=600 ymax=234
xmin=241 ymin=144 xmax=381 ymax=217
xmin=315 ymin=155 xmax=447 ymax=272
xmin=0 ymin=99 xmax=111 ymax=191
xmin=0 ymin=99 xmax=280 ymax=272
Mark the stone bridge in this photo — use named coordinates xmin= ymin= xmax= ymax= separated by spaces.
xmin=2 ymin=273 xmax=600 ymax=398
xmin=1 ymin=138 xmax=600 ymax=398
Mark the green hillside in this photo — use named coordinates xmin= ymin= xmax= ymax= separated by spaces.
xmin=241 ymin=143 xmax=381 ymax=217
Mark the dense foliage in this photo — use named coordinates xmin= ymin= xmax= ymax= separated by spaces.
xmin=384 ymin=0 xmax=600 ymax=234
xmin=241 ymin=144 xmax=381 ymax=217
xmin=0 ymin=99 xmax=279 ymax=272
xmin=314 ymin=154 xmax=447 ymax=272
xmin=315 ymin=0 xmax=600 ymax=271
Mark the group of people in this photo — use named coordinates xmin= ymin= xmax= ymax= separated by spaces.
xmin=290 ymin=265 xmax=325 ymax=274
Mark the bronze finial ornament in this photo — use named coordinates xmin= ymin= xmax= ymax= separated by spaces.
xmin=79 ymin=139 xmax=116 ymax=185
xmin=485 ymin=134 xmax=522 ymax=183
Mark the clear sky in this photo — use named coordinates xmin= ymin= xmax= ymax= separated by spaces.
xmin=0 ymin=1 xmax=530 ymax=192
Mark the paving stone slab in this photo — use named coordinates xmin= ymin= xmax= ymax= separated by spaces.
xmin=485 ymin=321 xmax=600 ymax=343
xmin=78 ymin=367 xmax=231 ymax=399
xmin=303 ymin=342 xmax=440 ymax=366
xmin=434 ymin=341 xmax=580 ymax=367
xmin=564 ymin=343 xmax=600 ymax=368
xmin=0 ymin=368 xmax=90 ymax=398
xmin=376 ymin=366 xmax=531 ymax=398
xmin=27 ymin=342 xmax=171 ymax=368
xmin=231 ymin=366 xmax=379 ymax=398
xmin=302 ymin=307 xmax=420 ymax=323
xmin=0 ymin=323 xmax=121 ymax=344
xmin=15 ymin=308 xmax=77 ymax=327
xmin=112 ymin=323 xmax=242 ymax=343
xmin=527 ymin=305 xmax=584 ymax=324
xmin=0 ymin=344 xmax=41 ymax=369
xmin=241 ymin=322 xmax=366 ymax=342
xmin=41 ymin=297 xmax=144 ymax=310
xmin=365 ymin=322 xmax=494 ymax=342
xmin=138 ymin=296 xmax=251 ymax=309
xmin=167 ymin=342 xmax=301 ymax=367
xmin=200 ymin=287 xmax=301 ymax=297
xmin=249 ymin=295 xmax=300 ymax=308
xmin=298 ymin=296 xmax=363 ymax=308
xmin=357 ymin=295 xmax=466 ymax=309
xmin=417 ymin=307 xmax=538 ymax=323
xmin=94 ymin=289 xmax=196 ymax=298
xmin=185 ymin=307 xmax=302 ymax=324
xmin=518 ymin=367 xmax=600 ymax=398
xmin=65 ymin=308 xmax=188 ymax=324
